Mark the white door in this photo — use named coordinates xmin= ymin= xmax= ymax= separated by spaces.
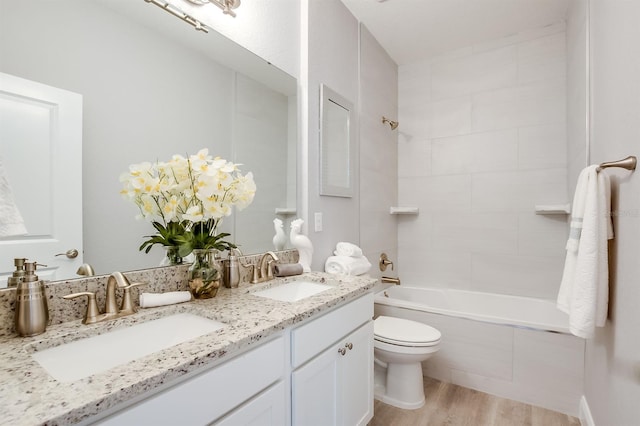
xmin=0 ymin=72 xmax=82 ymax=285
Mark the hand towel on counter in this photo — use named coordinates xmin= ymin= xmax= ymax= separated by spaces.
xmin=333 ymin=242 xmax=363 ymax=258
xmin=557 ymin=165 xmax=613 ymax=338
xmin=325 ymin=255 xmax=371 ymax=276
xmin=140 ymin=291 xmax=192 ymax=308
xmin=273 ymin=263 xmax=304 ymax=277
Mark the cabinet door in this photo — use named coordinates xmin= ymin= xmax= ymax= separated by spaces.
xmin=292 ymin=320 xmax=374 ymax=426
xmin=292 ymin=343 xmax=339 ymax=426
xmin=214 ymin=382 xmax=286 ymax=426
xmin=339 ymin=321 xmax=374 ymax=426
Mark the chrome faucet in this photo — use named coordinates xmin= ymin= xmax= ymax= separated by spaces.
xmin=251 ymin=251 xmax=280 ymax=284
xmin=63 ymin=271 xmax=146 ymax=324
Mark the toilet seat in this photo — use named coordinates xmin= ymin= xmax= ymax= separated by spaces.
xmin=374 ymin=316 xmax=441 ymax=347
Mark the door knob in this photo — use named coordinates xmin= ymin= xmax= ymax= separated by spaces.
xmin=55 ymin=249 xmax=79 ymax=259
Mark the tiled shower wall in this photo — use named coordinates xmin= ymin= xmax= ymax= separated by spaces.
xmin=397 ymin=23 xmax=569 ymax=299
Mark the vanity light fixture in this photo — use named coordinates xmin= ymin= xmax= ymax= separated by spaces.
xmin=186 ymin=0 xmax=242 ymax=18
xmin=144 ymin=0 xmax=212 ymax=32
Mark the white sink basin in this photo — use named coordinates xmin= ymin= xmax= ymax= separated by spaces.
xmin=252 ymin=281 xmax=332 ymax=302
xmin=32 ymin=313 xmax=225 ymax=383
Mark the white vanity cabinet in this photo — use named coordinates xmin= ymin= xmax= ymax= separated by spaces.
xmin=88 ymin=292 xmax=374 ymax=426
xmin=291 ymin=293 xmax=374 ymax=426
xmin=93 ymin=335 xmax=286 ymax=426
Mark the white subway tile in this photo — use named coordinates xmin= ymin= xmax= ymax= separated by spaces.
xmin=471 ymin=79 xmax=566 ymax=132
xmin=398 ymin=214 xmax=433 ymax=251
xmin=399 ymin=248 xmax=473 ymax=288
xmin=427 ymin=96 xmax=472 ymax=138
xmin=513 ymin=329 xmax=584 ymax=416
xmin=431 ymin=46 xmax=517 ymax=100
xmin=432 ymin=129 xmax=518 ymax=175
xmin=472 ymin=169 xmax=567 ymax=212
xmin=435 ymin=315 xmax=514 ymax=381
xmin=429 ymin=46 xmax=474 ymax=64
xmin=518 ymin=123 xmax=567 ymax=170
xmin=471 ymin=253 xmax=565 ymax=298
xmin=518 ymin=212 xmax=568 ymax=257
xmin=518 ymin=32 xmax=567 ymax=84
xmin=398 ymin=104 xmax=431 ymax=140
xmin=400 ymin=174 xmax=472 ymax=212
xmin=432 ymin=212 xmax=518 ymax=255
xmin=398 ymin=139 xmax=432 ymax=177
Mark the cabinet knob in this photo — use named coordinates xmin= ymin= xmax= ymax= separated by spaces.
xmin=338 ymin=347 xmax=346 ymax=356
xmin=345 ymin=342 xmax=353 ymax=350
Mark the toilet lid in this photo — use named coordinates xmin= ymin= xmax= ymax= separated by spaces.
xmin=374 ymin=316 xmax=441 ymax=346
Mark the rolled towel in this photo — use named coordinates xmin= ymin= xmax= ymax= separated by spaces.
xmin=139 ymin=291 xmax=192 ymax=308
xmin=333 ymin=242 xmax=363 ymax=258
xmin=324 ymin=255 xmax=371 ymax=276
xmin=273 ymin=263 xmax=304 ymax=277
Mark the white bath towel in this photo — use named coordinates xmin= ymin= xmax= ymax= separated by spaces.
xmin=333 ymin=242 xmax=363 ymax=258
xmin=139 ymin=291 xmax=192 ymax=308
xmin=325 ymin=255 xmax=371 ymax=276
xmin=557 ymin=165 xmax=613 ymax=338
xmin=0 ymin=158 xmax=27 ymax=238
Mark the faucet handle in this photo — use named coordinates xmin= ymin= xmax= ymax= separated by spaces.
xmin=120 ymin=282 xmax=146 ymax=315
xmin=266 ymin=260 xmax=275 ymax=279
xmin=63 ymin=292 xmax=101 ymax=324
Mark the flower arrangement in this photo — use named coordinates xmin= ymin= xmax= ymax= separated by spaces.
xmin=120 ymin=149 xmax=256 ymax=258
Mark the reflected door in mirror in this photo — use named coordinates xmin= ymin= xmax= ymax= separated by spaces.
xmin=0 ymin=73 xmax=83 ymax=287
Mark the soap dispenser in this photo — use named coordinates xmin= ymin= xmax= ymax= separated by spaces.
xmin=7 ymin=258 xmax=26 ymax=287
xmin=15 ymin=261 xmax=49 ymax=337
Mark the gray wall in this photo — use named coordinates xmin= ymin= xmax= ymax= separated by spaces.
xmin=584 ymin=0 xmax=640 ymax=423
xmin=303 ymin=0 xmax=361 ymax=271
xmin=359 ymin=26 xmax=398 ymax=279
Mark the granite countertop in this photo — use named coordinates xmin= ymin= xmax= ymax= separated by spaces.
xmin=0 ymin=272 xmax=376 ymax=426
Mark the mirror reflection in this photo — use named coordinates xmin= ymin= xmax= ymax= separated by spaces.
xmin=0 ymin=0 xmax=297 ymax=286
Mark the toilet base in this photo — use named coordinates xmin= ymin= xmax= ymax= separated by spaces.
xmin=373 ymin=361 xmax=426 ymax=410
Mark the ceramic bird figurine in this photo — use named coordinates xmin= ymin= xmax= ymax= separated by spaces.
xmin=272 ymin=218 xmax=287 ymax=251
xmin=290 ymin=218 xmax=313 ymax=272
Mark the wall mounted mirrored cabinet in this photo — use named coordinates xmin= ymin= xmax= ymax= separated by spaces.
xmin=320 ymin=84 xmax=354 ymax=198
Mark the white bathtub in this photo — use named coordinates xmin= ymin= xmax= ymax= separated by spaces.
xmin=374 ymin=285 xmax=584 ymax=416
xmin=375 ymin=285 xmax=570 ymax=333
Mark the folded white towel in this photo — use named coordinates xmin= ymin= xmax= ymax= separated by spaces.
xmin=139 ymin=291 xmax=192 ymax=308
xmin=557 ymin=165 xmax=613 ymax=338
xmin=0 ymin=158 xmax=27 ymax=238
xmin=325 ymin=255 xmax=371 ymax=276
xmin=333 ymin=242 xmax=363 ymax=258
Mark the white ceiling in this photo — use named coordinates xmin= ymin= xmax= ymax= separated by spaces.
xmin=341 ymin=0 xmax=571 ymax=65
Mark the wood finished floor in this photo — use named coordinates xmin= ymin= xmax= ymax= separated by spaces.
xmin=369 ymin=377 xmax=581 ymax=426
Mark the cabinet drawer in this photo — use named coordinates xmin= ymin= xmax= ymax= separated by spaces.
xmin=95 ymin=335 xmax=285 ymax=426
xmin=291 ymin=292 xmax=373 ymax=368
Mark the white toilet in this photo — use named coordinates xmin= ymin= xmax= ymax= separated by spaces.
xmin=373 ymin=316 xmax=442 ymax=409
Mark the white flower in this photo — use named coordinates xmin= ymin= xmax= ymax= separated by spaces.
xmin=121 ymin=149 xmax=256 ymax=227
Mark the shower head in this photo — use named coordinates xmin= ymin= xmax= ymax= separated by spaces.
xmin=382 ymin=116 xmax=399 ymax=130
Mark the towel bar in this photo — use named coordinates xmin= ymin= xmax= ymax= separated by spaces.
xmin=597 ymin=155 xmax=637 ymax=172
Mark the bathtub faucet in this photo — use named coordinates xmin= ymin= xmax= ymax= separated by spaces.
xmin=381 ymin=276 xmax=401 ymax=285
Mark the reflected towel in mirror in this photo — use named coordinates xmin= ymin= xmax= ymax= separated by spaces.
xmin=0 ymin=158 xmax=27 ymax=238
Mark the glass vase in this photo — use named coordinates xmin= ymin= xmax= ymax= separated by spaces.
xmin=161 ymin=246 xmax=183 ymax=266
xmin=188 ymin=249 xmax=221 ymax=299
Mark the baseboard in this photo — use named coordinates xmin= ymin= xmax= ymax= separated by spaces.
xmin=579 ymin=396 xmax=595 ymax=426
